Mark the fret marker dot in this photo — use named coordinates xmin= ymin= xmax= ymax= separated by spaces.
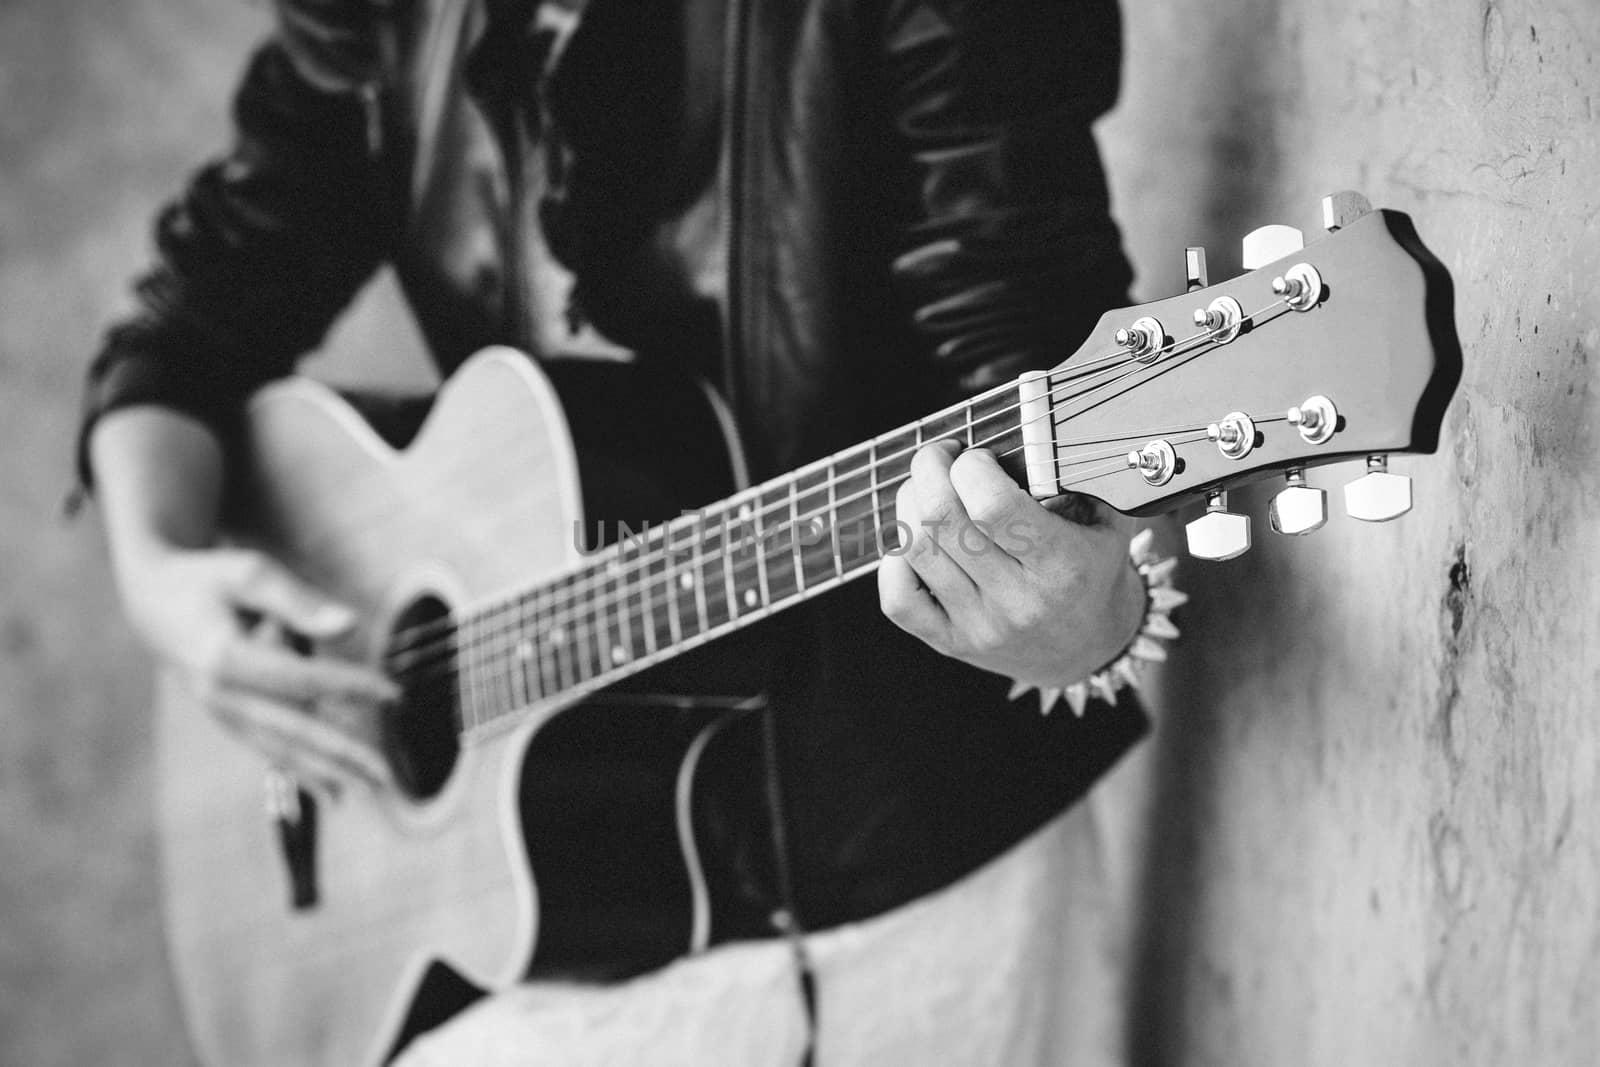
xmin=679 ymin=572 xmax=695 ymax=592
xmin=743 ymin=589 xmax=759 ymax=609
xmin=611 ymin=645 xmax=628 ymax=665
xmin=549 ymin=627 xmax=566 ymax=645
xmin=738 ymin=504 xmax=754 ymax=522
xmin=807 ymin=516 xmax=827 ymax=540
xmin=606 ymin=558 xmax=621 ymax=576
xmin=516 ymin=640 xmax=534 ymax=660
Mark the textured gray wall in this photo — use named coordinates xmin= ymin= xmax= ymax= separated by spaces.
xmin=1 ymin=0 xmax=1595 ymax=1064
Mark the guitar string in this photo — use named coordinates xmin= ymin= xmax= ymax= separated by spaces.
xmin=379 ymin=307 xmax=1258 ymax=669
xmin=378 ymin=339 xmax=1147 ymax=663
xmin=447 ymin=451 xmax=1149 ymax=736
xmin=386 ymin=341 xmax=1175 ymax=682
xmin=393 ymin=297 xmax=1291 ymax=680
xmin=386 ymin=298 xmax=1292 ymax=704
xmin=383 ymin=297 xmax=1291 ymax=696
xmin=390 ymin=299 xmax=1294 ymax=708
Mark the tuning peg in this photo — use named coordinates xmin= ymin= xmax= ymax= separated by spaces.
xmin=1185 ymin=489 xmax=1251 ymax=561
xmin=1269 ymin=468 xmax=1327 ymax=535
xmin=1241 ymin=224 xmax=1305 ymax=270
xmin=1344 ymin=455 xmax=1412 ymax=522
xmin=1321 ymin=191 xmax=1373 ymax=232
xmin=1185 ymin=247 xmax=1209 ymax=292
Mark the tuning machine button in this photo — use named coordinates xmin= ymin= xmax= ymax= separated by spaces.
xmin=1269 ymin=468 xmax=1327 ymax=535
xmin=1186 ymin=247 xmax=1209 ymax=292
xmin=1286 ymin=395 xmax=1338 ymax=445
xmin=1185 ymin=489 xmax=1251 ymax=561
xmin=1321 ymin=190 xmax=1373 ymax=232
xmin=1241 ymin=224 xmax=1305 ymax=270
xmin=1344 ymin=454 xmax=1412 ymax=522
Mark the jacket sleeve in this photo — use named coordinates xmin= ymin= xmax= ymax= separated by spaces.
xmin=76 ymin=15 xmax=402 ymax=488
xmin=881 ymin=0 xmax=1133 ymax=399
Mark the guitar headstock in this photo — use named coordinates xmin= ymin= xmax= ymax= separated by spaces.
xmin=1026 ymin=192 xmax=1461 ymax=560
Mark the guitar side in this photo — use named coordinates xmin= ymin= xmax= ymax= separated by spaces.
xmin=156 ymin=349 xmax=584 ymax=1067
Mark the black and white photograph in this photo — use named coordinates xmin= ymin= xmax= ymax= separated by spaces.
xmin=1 ymin=0 xmax=1596 ymax=1063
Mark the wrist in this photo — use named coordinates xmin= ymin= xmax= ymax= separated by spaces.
xmin=1007 ymin=528 xmax=1185 ymax=716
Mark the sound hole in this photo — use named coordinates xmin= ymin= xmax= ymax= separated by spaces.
xmin=383 ymin=594 xmax=461 ymax=800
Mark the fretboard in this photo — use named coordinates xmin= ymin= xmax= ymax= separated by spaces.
xmin=440 ymin=385 xmax=1028 ymax=737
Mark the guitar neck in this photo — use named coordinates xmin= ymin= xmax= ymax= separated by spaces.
xmin=446 ymin=383 xmax=1030 ymax=737
xmin=434 ymin=204 xmax=1462 ymax=737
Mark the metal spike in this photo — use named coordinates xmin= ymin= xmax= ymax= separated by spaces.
xmin=1090 ymin=672 xmax=1118 ymax=704
xmin=1148 ymin=586 xmax=1189 ymax=613
xmin=1038 ymin=688 xmax=1062 ymax=715
xmin=1129 ymin=527 xmax=1157 ymax=565
xmin=1064 ymin=683 xmax=1089 ymax=717
xmin=1112 ymin=656 xmax=1143 ymax=689
xmin=1141 ymin=557 xmax=1179 ymax=586
xmin=1130 ymin=635 xmax=1169 ymax=663
xmin=1142 ymin=613 xmax=1181 ymax=641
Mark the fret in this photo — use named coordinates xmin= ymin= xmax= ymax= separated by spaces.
xmin=661 ymin=520 xmax=686 ymax=648
xmin=759 ymin=482 xmax=800 ymax=603
xmin=511 ymin=597 xmax=533 ymax=709
xmin=697 ymin=508 xmax=733 ymax=630
xmin=831 ymin=447 xmax=879 ymax=574
xmin=472 ymin=613 xmax=495 ymax=726
xmin=746 ymin=496 xmax=771 ymax=610
xmin=588 ymin=559 xmax=612 ymax=678
xmin=795 ymin=465 xmax=838 ymax=590
xmin=688 ymin=511 xmax=713 ymax=636
xmin=549 ymin=573 xmax=576 ymax=694
xmin=789 ymin=479 xmax=807 ymax=594
xmin=970 ymin=387 xmax=1019 ymax=452
xmin=497 ymin=606 xmax=519 ymax=713
xmin=634 ymin=525 xmax=659 ymax=657
xmin=825 ymin=460 xmax=844 ymax=577
xmin=964 ymin=399 xmax=976 ymax=447
xmin=872 ymin=426 xmax=917 ymax=556
xmin=636 ymin=524 xmax=668 ymax=652
xmin=725 ymin=499 xmax=762 ymax=618
xmin=918 ymin=406 xmax=969 ymax=450
xmin=600 ymin=558 xmax=626 ymax=670
xmin=531 ymin=584 xmax=556 ymax=700
xmin=667 ymin=514 xmax=705 ymax=643
xmin=716 ymin=505 xmax=741 ymax=620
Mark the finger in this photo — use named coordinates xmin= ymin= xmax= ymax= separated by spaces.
xmin=895 ymin=476 xmax=977 ymax=605
xmin=210 ymin=689 xmax=393 ymax=790
xmin=217 ymin=638 xmax=400 ymax=708
xmin=878 ymin=553 xmax=951 ymax=648
xmin=221 ymin=551 xmax=357 ymax=638
xmin=943 ymin=449 xmax=1029 ymax=576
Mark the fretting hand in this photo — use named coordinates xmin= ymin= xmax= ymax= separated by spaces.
xmin=878 ymin=441 xmax=1145 ymax=690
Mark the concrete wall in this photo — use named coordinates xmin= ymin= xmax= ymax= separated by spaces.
xmin=1 ymin=0 xmax=1595 ymax=1064
xmin=1095 ymin=1 xmax=1600 ymax=1064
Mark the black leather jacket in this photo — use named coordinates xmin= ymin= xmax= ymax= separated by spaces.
xmin=81 ymin=0 xmax=1146 ymax=933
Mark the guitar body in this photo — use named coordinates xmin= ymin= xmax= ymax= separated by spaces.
xmin=156 ymin=349 xmax=760 ymax=1066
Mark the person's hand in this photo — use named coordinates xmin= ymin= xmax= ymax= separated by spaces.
xmin=116 ymin=545 xmax=398 ymax=798
xmin=878 ymin=441 xmax=1145 ymax=689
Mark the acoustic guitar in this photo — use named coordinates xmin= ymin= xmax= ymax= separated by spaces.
xmin=155 ymin=195 xmax=1460 ymax=1065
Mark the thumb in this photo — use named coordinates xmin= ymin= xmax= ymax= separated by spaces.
xmin=223 ymin=552 xmax=356 ymax=638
